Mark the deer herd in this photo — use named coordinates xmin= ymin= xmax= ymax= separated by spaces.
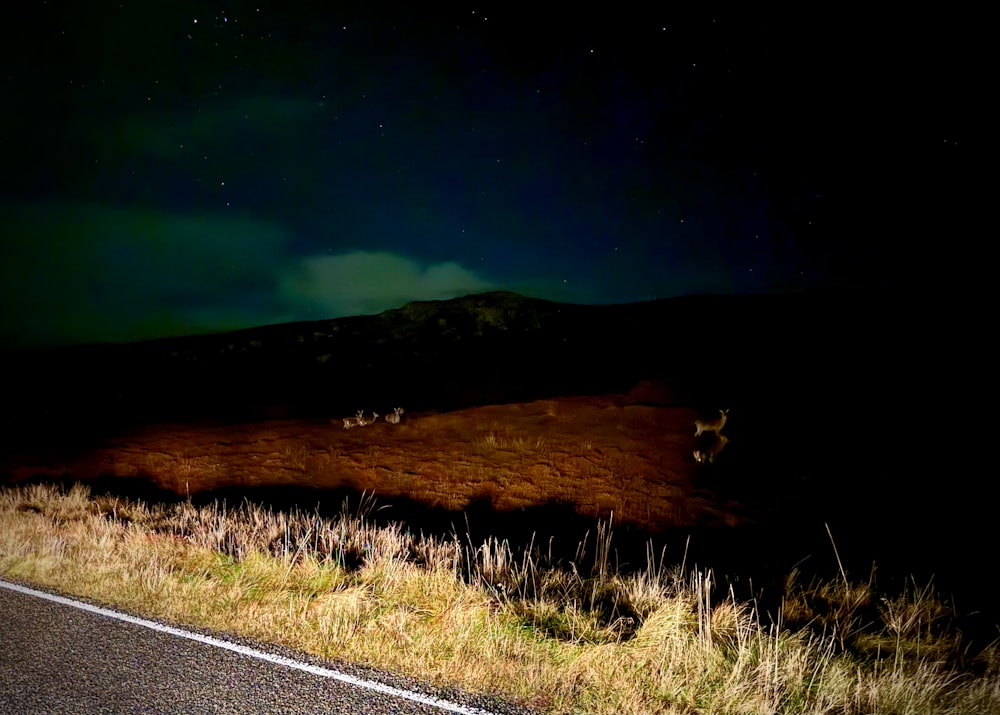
xmin=342 ymin=407 xmax=404 ymax=429
xmin=341 ymin=403 xmax=728 ymax=464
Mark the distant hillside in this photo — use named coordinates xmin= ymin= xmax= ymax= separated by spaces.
xmin=0 ymin=290 xmax=889 ymax=448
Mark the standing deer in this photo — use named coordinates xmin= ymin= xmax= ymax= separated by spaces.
xmin=693 ymin=432 xmax=729 ymax=463
xmin=694 ymin=408 xmax=729 ymax=436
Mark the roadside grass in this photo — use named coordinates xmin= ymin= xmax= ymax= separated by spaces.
xmin=2 ymin=481 xmax=998 ymax=714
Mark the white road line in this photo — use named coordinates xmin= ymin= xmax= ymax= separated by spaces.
xmin=0 ymin=579 xmax=498 ymax=715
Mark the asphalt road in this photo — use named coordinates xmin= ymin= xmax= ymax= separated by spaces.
xmin=0 ymin=579 xmax=533 ymax=715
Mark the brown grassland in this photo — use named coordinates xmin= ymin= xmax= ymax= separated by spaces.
xmin=3 ymin=394 xmax=745 ymax=533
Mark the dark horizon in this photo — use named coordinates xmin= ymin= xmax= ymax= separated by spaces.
xmin=0 ymin=286 xmax=893 ymax=354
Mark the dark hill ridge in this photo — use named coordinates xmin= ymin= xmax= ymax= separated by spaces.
xmin=1 ymin=290 xmax=895 ymax=450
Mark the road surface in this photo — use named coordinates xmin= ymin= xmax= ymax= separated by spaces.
xmin=0 ymin=579 xmax=532 ymax=715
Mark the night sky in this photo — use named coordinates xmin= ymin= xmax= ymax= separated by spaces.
xmin=1 ymin=5 xmax=977 ymax=349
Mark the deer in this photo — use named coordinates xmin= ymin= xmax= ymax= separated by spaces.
xmin=694 ymin=408 xmax=729 ymax=436
xmin=342 ymin=410 xmax=366 ymax=429
xmin=693 ymin=432 xmax=729 ymax=464
xmin=385 ymin=407 xmax=404 ymax=424
xmin=360 ymin=411 xmax=379 ymax=426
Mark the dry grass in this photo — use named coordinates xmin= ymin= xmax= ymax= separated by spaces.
xmin=2 ymin=481 xmax=998 ymax=714
xmin=474 ymin=425 xmax=549 ymax=454
xmin=0 ymin=399 xmax=727 ymax=534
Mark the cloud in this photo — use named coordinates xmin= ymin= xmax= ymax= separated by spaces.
xmin=0 ymin=203 xmax=501 ymax=348
xmin=0 ymin=202 xmax=292 ymax=347
xmin=113 ymin=96 xmax=328 ymax=163
xmin=277 ymin=251 xmax=496 ymax=317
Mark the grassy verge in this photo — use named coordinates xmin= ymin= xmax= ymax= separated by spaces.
xmin=2 ymin=481 xmax=998 ymax=714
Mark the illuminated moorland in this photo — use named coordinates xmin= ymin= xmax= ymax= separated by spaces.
xmin=2 ymin=292 xmax=995 ymax=713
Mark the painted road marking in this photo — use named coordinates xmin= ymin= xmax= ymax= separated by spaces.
xmin=0 ymin=579 xmax=498 ymax=715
